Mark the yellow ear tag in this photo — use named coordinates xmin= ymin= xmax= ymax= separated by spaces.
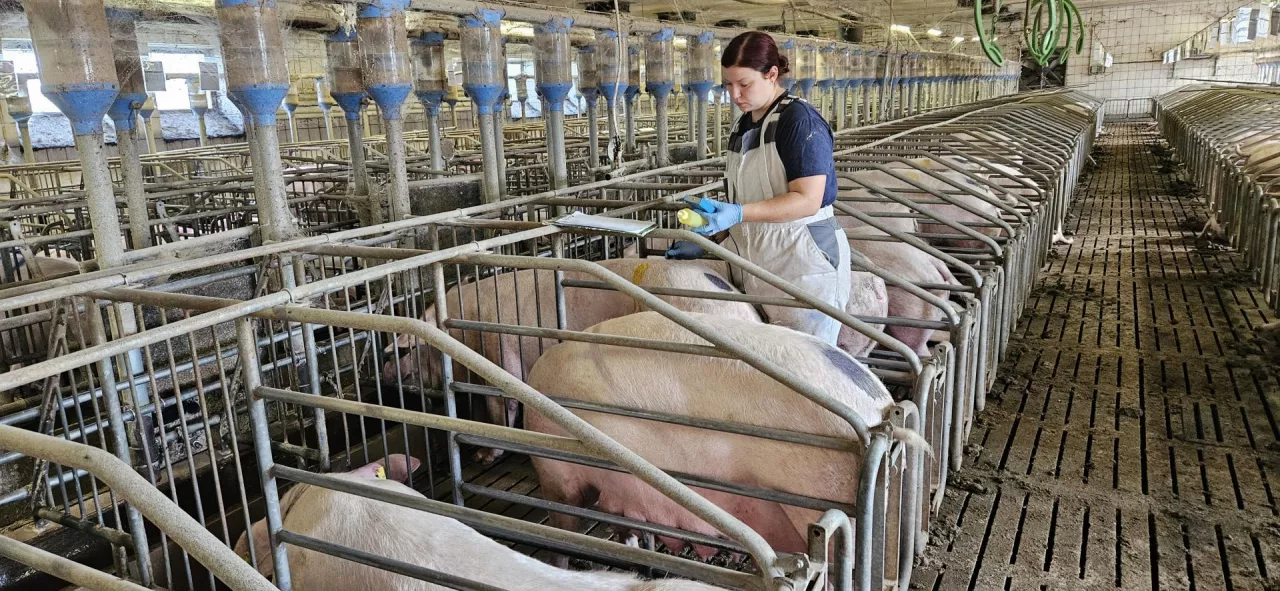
xmin=374 ymin=465 xmax=386 ymax=480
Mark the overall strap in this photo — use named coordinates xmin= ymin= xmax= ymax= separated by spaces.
xmin=728 ymin=93 xmax=797 ymax=153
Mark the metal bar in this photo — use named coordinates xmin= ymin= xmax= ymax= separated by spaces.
xmin=0 ymin=533 xmax=150 ymax=591
xmin=275 ymin=530 xmax=507 ymax=591
xmin=272 ymin=465 xmax=764 ymax=590
xmin=0 ymin=424 xmax=275 ymax=591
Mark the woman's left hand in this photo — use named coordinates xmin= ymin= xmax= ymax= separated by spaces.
xmin=688 ymin=198 xmax=743 ymax=235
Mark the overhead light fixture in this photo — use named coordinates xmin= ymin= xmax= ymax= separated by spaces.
xmin=970 ymin=35 xmax=979 ymax=42
xmin=953 ymin=36 xmax=966 ymax=43
xmin=927 ymin=28 xmax=943 ymax=37
xmin=890 ymin=24 xmax=911 ymax=34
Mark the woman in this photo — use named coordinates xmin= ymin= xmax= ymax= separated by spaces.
xmin=668 ymin=31 xmax=851 ymax=345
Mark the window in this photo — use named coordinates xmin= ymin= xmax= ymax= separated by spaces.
xmin=4 ymin=50 xmax=58 ymax=113
xmin=149 ymin=51 xmax=209 ymax=111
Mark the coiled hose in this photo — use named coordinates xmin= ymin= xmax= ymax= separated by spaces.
xmin=976 ymin=0 xmax=1084 ymax=67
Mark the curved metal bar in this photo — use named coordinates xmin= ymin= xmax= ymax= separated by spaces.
xmin=0 ymin=425 xmax=275 ymax=591
xmin=264 ymin=304 xmax=786 ymax=582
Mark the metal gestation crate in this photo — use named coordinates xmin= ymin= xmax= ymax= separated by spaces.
xmin=1154 ymin=85 xmax=1280 ymax=313
xmin=0 ymin=157 xmax=936 ymax=591
xmin=0 ymin=92 xmax=1100 ymax=591
xmin=828 ymin=89 xmax=1103 ymax=500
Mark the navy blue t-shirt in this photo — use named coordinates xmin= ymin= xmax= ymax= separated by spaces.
xmin=733 ymin=93 xmax=838 ymax=207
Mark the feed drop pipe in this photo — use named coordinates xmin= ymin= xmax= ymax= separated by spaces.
xmin=779 ymin=39 xmax=797 ymax=95
xmin=712 ymin=86 xmax=724 ymax=155
xmin=411 ymin=32 xmax=449 ymax=176
xmin=106 ymin=8 xmax=151 ymax=249
xmin=191 ymin=87 xmax=211 ymax=146
xmin=359 ymin=0 xmax=414 ymax=235
xmin=796 ymin=42 xmax=816 ymax=101
xmin=849 ymin=50 xmax=863 ymax=127
xmin=7 ymin=96 xmax=32 ymax=162
xmin=281 ymin=84 xmax=299 ymax=143
xmin=645 ymin=27 xmax=674 ymax=167
xmin=535 ymin=17 xmax=574 ymax=191
xmin=598 ymin=29 xmax=626 ymax=165
xmin=625 ymin=40 xmax=641 ymax=155
xmin=216 ymin=0 xmax=325 ymax=470
xmin=326 ymin=29 xmax=371 ymax=220
xmin=834 ymin=47 xmax=850 ymax=131
xmin=461 ymin=9 xmax=507 ymax=203
xmin=22 ymin=0 xmax=154 ymax=581
xmin=217 ymin=0 xmax=299 ymax=245
xmin=138 ymin=94 xmax=157 ymax=153
xmin=688 ymin=31 xmax=715 ymax=159
xmin=578 ymin=45 xmax=601 ymax=170
xmin=817 ymin=44 xmax=837 ymax=130
xmin=314 ymin=78 xmax=334 ymax=140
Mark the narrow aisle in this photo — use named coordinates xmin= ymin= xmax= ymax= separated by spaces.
xmin=914 ymin=123 xmax=1280 ymax=591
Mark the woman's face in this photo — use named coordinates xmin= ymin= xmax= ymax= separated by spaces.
xmin=723 ymin=65 xmax=779 ymax=113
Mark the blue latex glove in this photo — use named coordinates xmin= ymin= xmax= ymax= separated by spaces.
xmin=686 ymin=197 xmax=743 ymax=235
xmin=665 ymin=240 xmax=705 ymax=260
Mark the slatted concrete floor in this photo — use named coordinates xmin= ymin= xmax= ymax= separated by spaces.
xmin=913 ymin=123 xmax=1280 ymax=590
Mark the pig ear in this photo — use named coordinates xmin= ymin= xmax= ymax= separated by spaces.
xmin=376 ymin=454 xmax=422 ymax=483
xmin=348 ymin=461 xmax=384 ymax=480
xmin=383 ymin=333 xmax=415 ymax=354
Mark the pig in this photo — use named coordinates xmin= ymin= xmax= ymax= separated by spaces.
xmin=384 ymin=260 xmax=760 ymax=464
xmin=13 ymin=252 xmax=82 ymax=281
xmin=1238 ymin=140 xmax=1280 ymax=173
xmin=839 ymin=162 xmax=1005 ymax=250
xmin=916 ymin=154 xmax=1032 ymax=207
xmin=843 ymin=225 xmax=959 ymax=356
xmin=235 ymin=455 xmax=717 ymax=591
xmin=526 ymin=311 xmax=925 ymax=562
xmin=838 ymin=271 xmax=889 ymax=358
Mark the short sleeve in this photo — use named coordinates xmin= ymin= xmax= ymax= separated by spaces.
xmin=773 ymin=105 xmax=834 ymax=182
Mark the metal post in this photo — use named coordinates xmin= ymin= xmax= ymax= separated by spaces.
xmin=236 ymin=318 xmax=292 ymax=590
xmin=586 ymin=96 xmax=600 ymax=168
xmin=654 ymin=96 xmax=669 ymax=167
xmin=478 ymin=113 xmax=502 ymax=203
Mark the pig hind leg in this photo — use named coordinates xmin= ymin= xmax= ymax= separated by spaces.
xmin=531 ymin=458 xmax=599 ymax=566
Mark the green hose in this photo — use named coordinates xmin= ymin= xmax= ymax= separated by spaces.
xmin=979 ymin=0 xmax=1085 ymax=67
xmin=976 ymin=0 xmax=1004 ymax=66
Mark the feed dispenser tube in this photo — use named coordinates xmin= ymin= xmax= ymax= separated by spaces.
xmin=534 ymin=17 xmax=574 ymax=190
xmin=326 ymin=28 xmax=370 ymax=209
xmin=26 ymin=0 xmax=126 ymax=267
xmin=576 ymin=44 xmax=600 ymax=169
xmin=779 ymin=39 xmax=797 ymax=94
xmin=680 ymin=49 xmax=694 ymax=142
xmin=6 ymin=95 xmax=32 ymax=161
xmin=107 ymin=8 xmax=151 ymax=249
xmin=625 ymin=39 xmax=641 ymax=154
xmin=217 ymin=0 xmax=326 ymax=486
xmin=645 ymin=27 xmax=674 ymax=167
xmin=281 ymin=83 xmax=298 ymax=143
xmin=817 ymin=43 xmax=837 ymax=128
xmin=216 ymin=0 xmax=299 ymax=244
xmin=460 ymin=9 xmax=507 ymax=203
xmin=688 ymin=31 xmax=714 ymax=158
xmin=358 ymin=0 xmax=414 ymax=228
xmin=138 ymin=93 xmax=157 ymax=153
xmin=597 ymin=29 xmax=626 ymax=164
xmin=23 ymin=0 xmax=155 ymax=579
xmin=191 ymin=80 xmax=211 ymax=146
xmin=837 ymin=47 xmax=853 ymax=129
xmin=796 ymin=41 xmax=816 ymax=100
xmin=315 ymin=77 xmax=335 ymax=140
xmin=411 ymin=31 xmax=448 ymax=175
